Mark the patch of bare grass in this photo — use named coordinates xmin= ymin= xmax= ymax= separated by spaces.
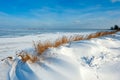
xmin=54 ymin=36 xmax=69 ymax=47
xmin=3 ymin=30 xmax=118 ymax=63
xmin=34 ymin=30 xmax=119 ymax=56
xmin=16 ymin=51 xmax=38 ymax=63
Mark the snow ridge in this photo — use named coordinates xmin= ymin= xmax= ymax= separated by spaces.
xmin=0 ymin=32 xmax=120 ymax=80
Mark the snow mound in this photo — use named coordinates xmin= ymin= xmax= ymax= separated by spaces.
xmin=6 ymin=53 xmax=81 ymax=80
xmin=1 ymin=32 xmax=120 ymax=80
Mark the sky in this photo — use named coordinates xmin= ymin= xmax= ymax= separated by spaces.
xmin=0 ymin=0 xmax=120 ymax=29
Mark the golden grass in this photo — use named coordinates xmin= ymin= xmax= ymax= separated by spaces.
xmin=72 ymin=35 xmax=84 ymax=41
xmin=8 ymin=30 xmax=118 ymax=63
xmin=34 ymin=30 xmax=119 ymax=55
xmin=34 ymin=41 xmax=53 ymax=55
xmin=54 ymin=36 xmax=69 ymax=47
xmin=17 ymin=51 xmax=38 ymax=63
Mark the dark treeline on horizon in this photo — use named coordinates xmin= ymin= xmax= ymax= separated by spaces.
xmin=111 ymin=25 xmax=120 ymax=30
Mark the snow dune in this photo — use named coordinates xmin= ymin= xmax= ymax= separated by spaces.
xmin=0 ymin=32 xmax=120 ymax=80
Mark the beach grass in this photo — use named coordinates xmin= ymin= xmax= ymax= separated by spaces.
xmin=15 ymin=30 xmax=119 ymax=63
xmin=34 ymin=30 xmax=118 ymax=55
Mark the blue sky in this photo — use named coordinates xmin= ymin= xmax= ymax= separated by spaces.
xmin=0 ymin=0 xmax=120 ymax=29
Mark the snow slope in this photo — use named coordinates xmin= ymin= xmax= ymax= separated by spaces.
xmin=0 ymin=32 xmax=120 ymax=80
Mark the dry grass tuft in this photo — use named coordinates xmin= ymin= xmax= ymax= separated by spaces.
xmin=34 ymin=41 xmax=53 ymax=55
xmin=14 ymin=30 xmax=119 ymax=63
xmin=1 ymin=56 xmax=13 ymax=61
xmin=34 ymin=30 xmax=119 ymax=55
xmin=17 ymin=51 xmax=38 ymax=63
xmin=71 ymin=35 xmax=84 ymax=41
xmin=54 ymin=36 xmax=69 ymax=47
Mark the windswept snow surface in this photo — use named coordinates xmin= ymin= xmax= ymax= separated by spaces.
xmin=0 ymin=32 xmax=120 ymax=80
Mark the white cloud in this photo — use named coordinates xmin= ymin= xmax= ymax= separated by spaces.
xmin=0 ymin=6 xmax=120 ymax=29
xmin=0 ymin=12 xmax=51 ymax=28
xmin=111 ymin=0 xmax=120 ymax=3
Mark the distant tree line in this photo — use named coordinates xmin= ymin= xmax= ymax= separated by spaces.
xmin=111 ymin=25 xmax=120 ymax=30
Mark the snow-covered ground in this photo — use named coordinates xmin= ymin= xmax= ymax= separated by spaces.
xmin=0 ymin=32 xmax=120 ymax=80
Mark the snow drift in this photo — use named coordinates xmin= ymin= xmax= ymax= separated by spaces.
xmin=0 ymin=31 xmax=120 ymax=80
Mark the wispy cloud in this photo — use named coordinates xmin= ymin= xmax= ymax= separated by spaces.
xmin=0 ymin=4 xmax=120 ymax=29
xmin=111 ymin=0 xmax=120 ymax=3
xmin=0 ymin=12 xmax=47 ymax=28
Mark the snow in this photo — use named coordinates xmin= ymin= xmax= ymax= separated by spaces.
xmin=0 ymin=32 xmax=89 ymax=59
xmin=0 ymin=32 xmax=120 ymax=80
